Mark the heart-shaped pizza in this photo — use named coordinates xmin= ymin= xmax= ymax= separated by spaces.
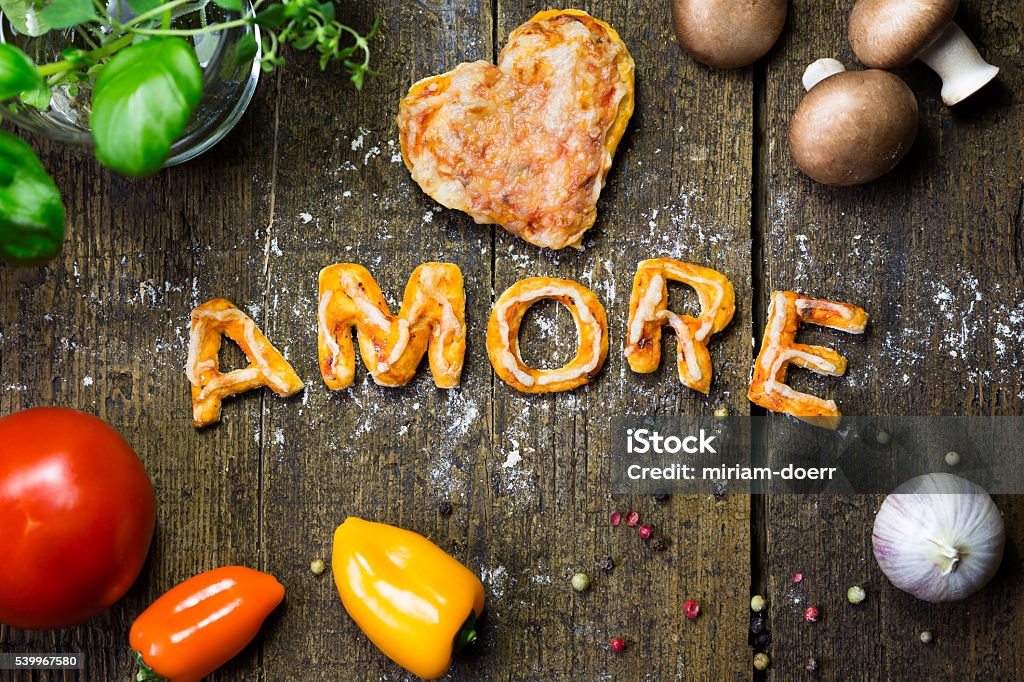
xmin=398 ymin=10 xmax=635 ymax=250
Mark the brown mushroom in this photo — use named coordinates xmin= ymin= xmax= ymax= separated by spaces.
xmin=788 ymin=59 xmax=919 ymax=186
xmin=671 ymin=0 xmax=787 ymax=69
xmin=849 ymin=0 xmax=998 ymax=105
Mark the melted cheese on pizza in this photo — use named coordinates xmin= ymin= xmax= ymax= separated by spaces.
xmin=398 ymin=10 xmax=634 ymax=250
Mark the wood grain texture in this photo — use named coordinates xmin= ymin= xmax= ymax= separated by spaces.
xmin=255 ymin=1 xmax=497 ymax=680
xmin=761 ymin=0 xmax=1024 ymax=678
xmin=483 ymin=2 xmax=753 ymax=679
xmin=258 ymin=0 xmax=755 ymax=679
xmin=0 ymin=79 xmax=278 ymax=681
xmin=1 ymin=0 xmax=1021 ymax=680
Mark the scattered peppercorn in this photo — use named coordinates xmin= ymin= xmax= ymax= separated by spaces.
xmin=804 ymin=606 xmax=820 ymax=622
xmin=805 ymin=657 xmax=818 ymax=673
xmin=597 ymin=556 xmax=615 ymax=572
xmin=753 ymin=652 xmax=770 ymax=671
xmin=654 ymin=493 xmax=670 ymax=502
xmin=792 ymin=572 xmax=803 ymax=583
xmin=750 ymin=594 xmax=766 ymax=612
xmin=650 ymin=538 xmax=667 ymax=552
xmin=713 ymin=406 xmax=730 ymax=421
xmin=571 ymin=573 xmax=591 ymax=592
xmin=750 ymin=615 xmax=765 ymax=635
xmin=945 ymin=450 xmax=960 ymax=466
xmin=684 ymin=600 xmax=701 ymax=620
xmin=310 ymin=559 xmax=326 ymax=575
xmin=712 ymin=480 xmax=728 ymax=498
xmin=876 ymin=430 xmax=891 ymax=445
xmin=626 ymin=511 xmax=640 ymax=527
xmin=611 ymin=511 xmax=622 ymax=527
xmin=755 ymin=632 xmax=771 ymax=648
xmin=610 ymin=637 xmax=625 ymax=653
xmin=847 ymin=585 xmax=866 ymax=604
xmin=920 ymin=630 xmax=933 ymax=644
xmin=638 ymin=524 xmax=652 ymax=539
xmin=438 ymin=501 xmax=453 ymax=516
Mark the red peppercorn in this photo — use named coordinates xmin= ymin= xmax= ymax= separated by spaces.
xmin=609 ymin=637 xmax=625 ymax=653
xmin=626 ymin=511 xmax=640 ymax=527
xmin=804 ymin=606 xmax=819 ymax=622
xmin=792 ymin=572 xmax=803 ymax=583
xmin=611 ymin=511 xmax=622 ymax=527
xmin=684 ymin=600 xmax=701 ymax=620
xmin=638 ymin=524 xmax=652 ymax=539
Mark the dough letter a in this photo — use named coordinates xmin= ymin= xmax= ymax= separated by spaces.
xmin=187 ymin=298 xmax=304 ymax=428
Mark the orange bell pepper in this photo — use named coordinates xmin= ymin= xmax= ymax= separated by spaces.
xmin=332 ymin=517 xmax=486 ymax=679
xmin=130 ymin=566 xmax=284 ymax=682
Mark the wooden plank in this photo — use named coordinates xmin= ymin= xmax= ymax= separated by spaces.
xmin=479 ymin=2 xmax=753 ymax=679
xmin=761 ymin=0 xmax=1024 ymax=678
xmin=0 ymin=81 xmax=277 ymax=679
xmin=257 ymin=0 xmax=756 ymax=678
xmin=255 ymin=1 xmax=497 ymax=679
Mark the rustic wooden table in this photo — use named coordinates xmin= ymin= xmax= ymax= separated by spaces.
xmin=1 ymin=0 xmax=1022 ymax=680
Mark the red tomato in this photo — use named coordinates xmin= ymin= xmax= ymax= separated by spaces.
xmin=0 ymin=407 xmax=156 ymax=629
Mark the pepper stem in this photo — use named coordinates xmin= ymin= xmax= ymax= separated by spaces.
xmin=452 ymin=611 xmax=479 ymax=654
xmin=133 ymin=650 xmax=169 ymax=682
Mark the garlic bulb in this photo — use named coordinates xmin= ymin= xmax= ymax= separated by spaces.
xmin=872 ymin=473 xmax=1004 ymax=602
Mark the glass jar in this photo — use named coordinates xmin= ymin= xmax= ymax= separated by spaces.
xmin=0 ymin=1 xmax=261 ymax=167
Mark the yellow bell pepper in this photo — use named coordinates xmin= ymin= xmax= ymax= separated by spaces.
xmin=332 ymin=517 xmax=486 ymax=679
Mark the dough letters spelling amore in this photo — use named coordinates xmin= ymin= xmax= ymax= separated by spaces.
xmin=188 ymin=259 xmax=867 ymax=429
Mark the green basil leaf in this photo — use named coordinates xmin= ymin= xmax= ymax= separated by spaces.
xmin=0 ymin=44 xmax=44 ymax=100
xmin=254 ymin=3 xmax=284 ymax=28
xmin=233 ymin=32 xmax=258 ymax=65
xmin=0 ymin=131 xmax=65 ymax=266
xmin=38 ymin=0 xmax=98 ymax=29
xmin=293 ymin=31 xmax=317 ymax=50
xmin=0 ymin=0 xmax=51 ymax=35
xmin=126 ymin=0 xmax=164 ymax=13
xmin=20 ymin=83 xmax=52 ymax=109
xmin=90 ymin=37 xmax=202 ymax=178
xmin=211 ymin=0 xmax=242 ymax=12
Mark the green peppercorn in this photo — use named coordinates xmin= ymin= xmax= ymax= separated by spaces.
xmin=750 ymin=594 xmax=766 ymax=612
xmin=753 ymin=652 xmax=770 ymax=671
xmin=571 ymin=572 xmax=591 ymax=592
xmin=310 ymin=559 xmax=326 ymax=575
xmin=920 ymin=630 xmax=933 ymax=644
xmin=847 ymin=585 xmax=866 ymax=604
xmin=876 ymin=430 xmax=891 ymax=445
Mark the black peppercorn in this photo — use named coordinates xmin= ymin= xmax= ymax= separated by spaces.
xmin=437 ymin=501 xmax=452 ymax=516
xmin=805 ymin=657 xmax=818 ymax=673
xmin=750 ymin=616 xmax=765 ymax=635
xmin=653 ymin=493 xmax=670 ymax=502
xmin=650 ymin=538 xmax=668 ymax=552
xmin=755 ymin=632 xmax=771 ymax=648
xmin=597 ymin=556 xmax=614 ymax=572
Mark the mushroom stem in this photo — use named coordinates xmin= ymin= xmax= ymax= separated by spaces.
xmin=917 ymin=22 xmax=999 ymax=105
xmin=802 ymin=58 xmax=846 ymax=91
